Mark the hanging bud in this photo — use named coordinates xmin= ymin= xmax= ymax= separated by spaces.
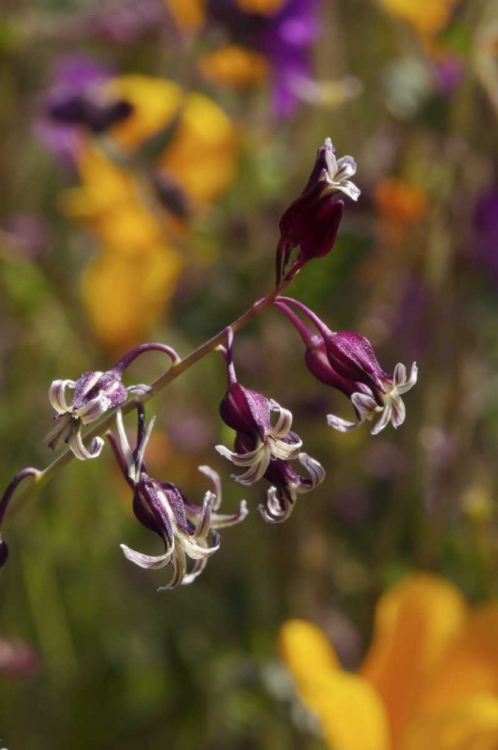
xmin=276 ymin=138 xmax=360 ymax=282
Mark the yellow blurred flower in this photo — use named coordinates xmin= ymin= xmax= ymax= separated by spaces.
xmin=61 ymin=75 xmax=237 ymax=349
xmin=379 ymin=0 xmax=458 ymax=36
xmin=279 ymin=574 xmax=498 ymax=750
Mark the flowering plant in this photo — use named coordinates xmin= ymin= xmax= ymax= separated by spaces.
xmin=0 ymin=138 xmax=416 ymax=590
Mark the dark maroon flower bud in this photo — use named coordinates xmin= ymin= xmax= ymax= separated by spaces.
xmin=276 ymin=138 xmax=360 ymax=282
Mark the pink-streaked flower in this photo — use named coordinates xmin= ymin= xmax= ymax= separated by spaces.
xmin=216 ymin=328 xmax=324 ymax=520
xmin=44 ymin=342 xmax=179 ymax=460
xmin=275 ymin=298 xmax=417 ymax=435
xmin=276 ymin=138 xmax=359 ymax=282
xmin=108 ymin=404 xmax=248 ymax=589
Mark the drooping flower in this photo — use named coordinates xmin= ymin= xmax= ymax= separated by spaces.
xmin=44 ymin=342 xmax=179 ymax=460
xmin=274 ymin=298 xmax=417 ymax=435
xmin=107 ymin=404 xmax=248 ymax=589
xmin=279 ymin=573 xmax=498 ymax=750
xmin=216 ymin=328 xmax=324 ymax=521
xmin=276 ymin=138 xmax=359 ymax=282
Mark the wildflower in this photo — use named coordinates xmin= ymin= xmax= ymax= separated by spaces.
xmin=279 ymin=573 xmax=498 ymax=750
xmin=44 ymin=342 xmax=179 ymax=459
xmin=274 ymin=298 xmax=417 ymax=435
xmin=216 ymin=329 xmax=302 ymax=485
xmin=107 ymin=404 xmax=248 ymax=589
xmin=324 ymin=333 xmax=418 ymax=435
xmin=276 ymin=138 xmax=359 ymax=282
xmin=216 ymin=329 xmax=324 ymax=520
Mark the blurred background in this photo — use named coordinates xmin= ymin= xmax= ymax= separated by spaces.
xmin=2 ymin=0 xmax=498 ymax=747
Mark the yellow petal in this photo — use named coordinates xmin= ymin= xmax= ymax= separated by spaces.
xmin=403 ymin=694 xmax=498 ymax=750
xmin=303 ymin=671 xmax=391 ymax=750
xmin=106 ymin=76 xmax=184 ymax=150
xmin=379 ymin=0 xmax=458 ymax=36
xmin=81 ymin=245 xmax=184 ymax=351
xmin=199 ymin=45 xmax=268 ymax=88
xmin=279 ymin=620 xmax=390 ymax=750
xmin=359 ymin=574 xmax=467 ymax=748
xmin=419 ymin=603 xmax=498 ymax=714
xmin=279 ymin=619 xmax=339 ymax=684
xmin=160 ymin=92 xmax=237 ymax=204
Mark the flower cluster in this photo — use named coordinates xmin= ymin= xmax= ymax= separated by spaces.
xmin=0 ymin=136 xmax=418 ymax=590
xmin=216 ymin=328 xmax=325 ymax=523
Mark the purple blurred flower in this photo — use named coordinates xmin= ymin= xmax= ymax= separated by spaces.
xmin=3 ymin=215 xmax=49 ymax=260
xmin=206 ymin=0 xmax=323 ymax=118
xmin=474 ymin=190 xmax=498 ymax=286
xmin=78 ymin=0 xmax=169 ymax=45
xmin=259 ymin=0 xmax=322 ymax=118
xmin=0 ymin=637 xmax=40 ymax=677
xmin=35 ymin=55 xmax=114 ymax=163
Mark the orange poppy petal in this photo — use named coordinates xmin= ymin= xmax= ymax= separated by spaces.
xmin=359 ymin=574 xmax=467 ymax=747
xmin=403 ymin=694 xmax=498 ymax=750
xmin=420 ymin=603 xmax=498 ymax=714
xmin=279 ymin=620 xmax=390 ymax=750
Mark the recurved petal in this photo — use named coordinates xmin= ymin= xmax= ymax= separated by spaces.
xmin=359 ymin=574 xmax=468 ymax=749
xmin=396 ymin=362 xmax=418 ymax=395
xmin=120 ymin=543 xmax=173 ymax=569
xmin=327 ymin=413 xmax=362 ymax=432
xmin=259 ymin=486 xmax=293 ymax=524
xmin=269 ymin=400 xmax=294 ymax=437
xmin=370 ymin=404 xmax=393 ymax=435
xmin=403 ymin=694 xmax=498 ymax=750
xmin=48 ymin=379 xmax=76 ymax=414
xmin=68 ymin=430 xmax=105 ymax=461
xmin=270 ymin=436 xmax=303 ymax=461
xmin=210 ymin=501 xmax=249 ymax=529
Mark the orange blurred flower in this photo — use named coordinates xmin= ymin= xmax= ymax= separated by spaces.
xmin=279 ymin=574 xmax=498 ymax=750
xmin=379 ymin=0 xmax=458 ymax=37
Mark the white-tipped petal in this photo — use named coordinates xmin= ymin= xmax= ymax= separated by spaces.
xmin=120 ymin=543 xmax=173 ymax=569
xmin=327 ymin=413 xmax=361 ymax=432
xmin=69 ymin=430 xmax=104 ymax=461
xmin=48 ymin=379 xmax=76 ymax=414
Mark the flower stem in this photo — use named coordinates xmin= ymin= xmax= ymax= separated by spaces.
xmin=3 ymin=277 xmax=293 ymax=526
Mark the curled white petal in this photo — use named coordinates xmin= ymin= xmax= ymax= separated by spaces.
xmin=48 ymin=379 xmax=76 ymax=414
xmin=120 ymin=543 xmax=173 ymax=570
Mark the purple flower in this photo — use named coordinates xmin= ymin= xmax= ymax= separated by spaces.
xmin=276 ymin=138 xmax=359 ymax=281
xmin=216 ymin=328 xmax=324 ymax=521
xmin=44 ymin=342 xmax=179 ymax=460
xmin=108 ymin=404 xmax=247 ymax=589
xmin=35 ymin=55 xmax=115 ymax=163
xmin=205 ymin=0 xmax=323 ymax=118
xmin=275 ymin=298 xmax=417 ymax=435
